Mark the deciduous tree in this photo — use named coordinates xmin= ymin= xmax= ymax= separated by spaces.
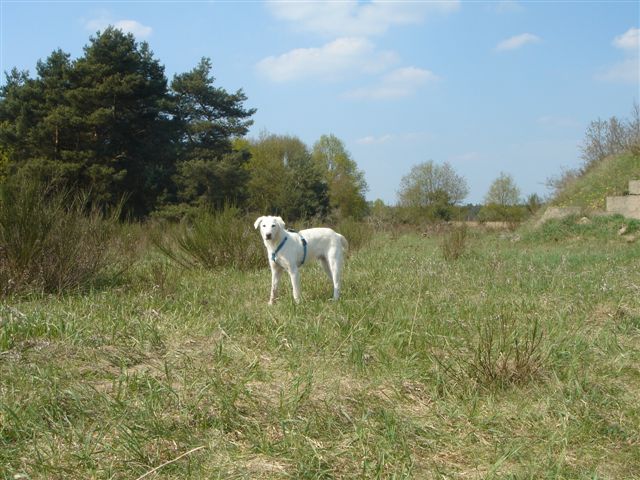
xmin=312 ymin=134 xmax=368 ymax=219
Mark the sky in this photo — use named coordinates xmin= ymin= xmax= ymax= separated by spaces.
xmin=1 ymin=0 xmax=639 ymax=204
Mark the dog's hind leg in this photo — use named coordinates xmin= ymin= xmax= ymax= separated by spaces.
xmin=328 ymin=251 xmax=343 ymax=301
xmin=319 ymin=257 xmax=333 ymax=282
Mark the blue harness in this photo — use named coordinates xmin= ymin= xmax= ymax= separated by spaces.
xmin=271 ymin=233 xmax=307 ymax=266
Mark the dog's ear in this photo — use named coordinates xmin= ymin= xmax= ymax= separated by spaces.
xmin=254 ymin=216 xmax=264 ymax=229
xmin=275 ymin=216 xmax=285 ymax=229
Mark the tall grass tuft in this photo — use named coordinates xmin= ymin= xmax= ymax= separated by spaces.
xmin=0 ymin=178 xmax=122 ymax=295
xmin=153 ymin=205 xmax=264 ymax=270
xmin=440 ymin=224 xmax=468 ymax=261
xmin=468 ymin=315 xmax=547 ymax=387
xmin=435 ymin=314 xmax=549 ymax=390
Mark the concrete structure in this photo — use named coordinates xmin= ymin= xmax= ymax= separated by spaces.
xmin=535 ymin=206 xmax=583 ymax=226
xmin=606 ymin=180 xmax=640 ymax=220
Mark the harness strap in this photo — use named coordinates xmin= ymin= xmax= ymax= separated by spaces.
xmin=270 ymin=233 xmax=308 ymax=267
xmin=300 ymin=234 xmax=307 ymax=266
xmin=271 ymin=236 xmax=288 ymax=263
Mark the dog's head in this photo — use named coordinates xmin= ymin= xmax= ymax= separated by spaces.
xmin=254 ymin=215 xmax=285 ymax=242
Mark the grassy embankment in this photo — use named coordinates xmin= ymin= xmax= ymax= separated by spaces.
xmin=552 ymin=151 xmax=640 ymax=210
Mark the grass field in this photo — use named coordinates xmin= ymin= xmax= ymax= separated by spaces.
xmin=1 ymin=219 xmax=640 ymax=479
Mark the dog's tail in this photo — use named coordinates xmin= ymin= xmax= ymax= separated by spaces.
xmin=339 ymin=233 xmax=349 ymax=253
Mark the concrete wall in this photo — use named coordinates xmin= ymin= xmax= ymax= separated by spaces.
xmin=606 ymin=181 xmax=640 ymax=219
xmin=606 ymin=195 xmax=640 ymax=219
xmin=535 ymin=206 xmax=584 ymax=226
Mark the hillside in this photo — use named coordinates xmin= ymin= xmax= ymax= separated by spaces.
xmin=551 ymin=150 xmax=640 ymax=210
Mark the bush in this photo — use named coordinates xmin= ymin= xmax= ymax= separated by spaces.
xmin=0 ymin=178 xmax=122 ymax=295
xmin=333 ymin=217 xmax=373 ymax=252
xmin=440 ymin=225 xmax=468 ymax=261
xmin=153 ymin=205 xmax=264 ymax=270
xmin=478 ymin=204 xmax=527 ymax=223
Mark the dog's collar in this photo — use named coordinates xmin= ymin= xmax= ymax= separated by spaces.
xmin=271 ymin=236 xmax=288 ymax=263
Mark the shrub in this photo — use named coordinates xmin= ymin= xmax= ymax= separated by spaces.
xmin=153 ymin=205 xmax=264 ymax=270
xmin=0 ymin=178 xmax=121 ymax=295
xmin=334 ymin=217 xmax=373 ymax=252
xmin=440 ymin=225 xmax=468 ymax=261
xmin=478 ymin=204 xmax=527 ymax=223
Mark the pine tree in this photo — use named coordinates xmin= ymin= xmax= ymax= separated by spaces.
xmin=171 ymin=58 xmax=256 ymax=209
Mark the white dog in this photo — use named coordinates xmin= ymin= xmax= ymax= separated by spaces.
xmin=254 ymin=216 xmax=348 ymax=304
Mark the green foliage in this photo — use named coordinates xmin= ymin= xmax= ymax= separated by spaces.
xmin=0 ymin=30 xmax=255 ymax=218
xmin=174 ymin=150 xmax=251 ymax=209
xmin=153 ymin=205 xmax=263 ymax=270
xmin=478 ymin=203 xmax=527 ymax=223
xmin=525 ymin=193 xmax=543 ymax=215
xmin=245 ymin=133 xmax=329 ymax=220
xmin=484 ymin=172 xmax=520 ymax=206
xmin=397 ymin=160 xmax=469 ymax=223
xmin=312 ymin=134 xmax=368 ymax=220
xmin=0 ymin=178 xmax=122 ymax=295
xmin=333 ymin=217 xmax=373 ymax=252
xmin=170 ymin=58 xmax=255 ymax=210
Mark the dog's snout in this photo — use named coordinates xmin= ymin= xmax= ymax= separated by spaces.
xmin=266 ymin=233 xmax=272 ymax=240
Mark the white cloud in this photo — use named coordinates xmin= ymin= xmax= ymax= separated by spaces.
xmin=345 ymin=66 xmax=439 ymax=100
xmin=613 ymin=27 xmax=640 ymax=51
xmin=597 ymin=28 xmax=639 ymax=84
xmin=596 ymin=57 xmax=639 ymax=84
xmin=266 ymin=0 xmax=459 ymax=37
xmin=355 ymin=131 xmax=433 ymax=145
xmin=256 ymin=37 xmax=397 ymax=83
xmin=356 ymin=134 xmax=395 ymax=145
xmin=495 ymin=33 xmax=541 ymax=51
xmin=85 ymin=16 xmax=152 ymax=38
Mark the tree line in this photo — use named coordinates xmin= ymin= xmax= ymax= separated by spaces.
xmin=0 ymin=28 xmax=368 ymax=220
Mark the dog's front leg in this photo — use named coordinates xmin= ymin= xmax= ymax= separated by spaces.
xmin=269 ymin=264 xmax=282 ymax=305
xmin=289 ymin=268 xmax=302 ymax=304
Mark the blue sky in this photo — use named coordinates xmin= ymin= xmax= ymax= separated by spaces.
xmin=2 ymin=1 xmax=638 ymax=204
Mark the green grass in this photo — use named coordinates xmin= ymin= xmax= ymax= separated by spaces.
xmin=552 ymin=151 xmax=640 ymax=210
xmin=1 ymin=224 xmax=640 ymax=479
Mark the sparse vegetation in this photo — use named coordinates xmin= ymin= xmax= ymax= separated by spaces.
xmin=0 ymin=178 xmax=123 ymax=295
xmin=152 ymin=205 xmax=264 ymax=271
